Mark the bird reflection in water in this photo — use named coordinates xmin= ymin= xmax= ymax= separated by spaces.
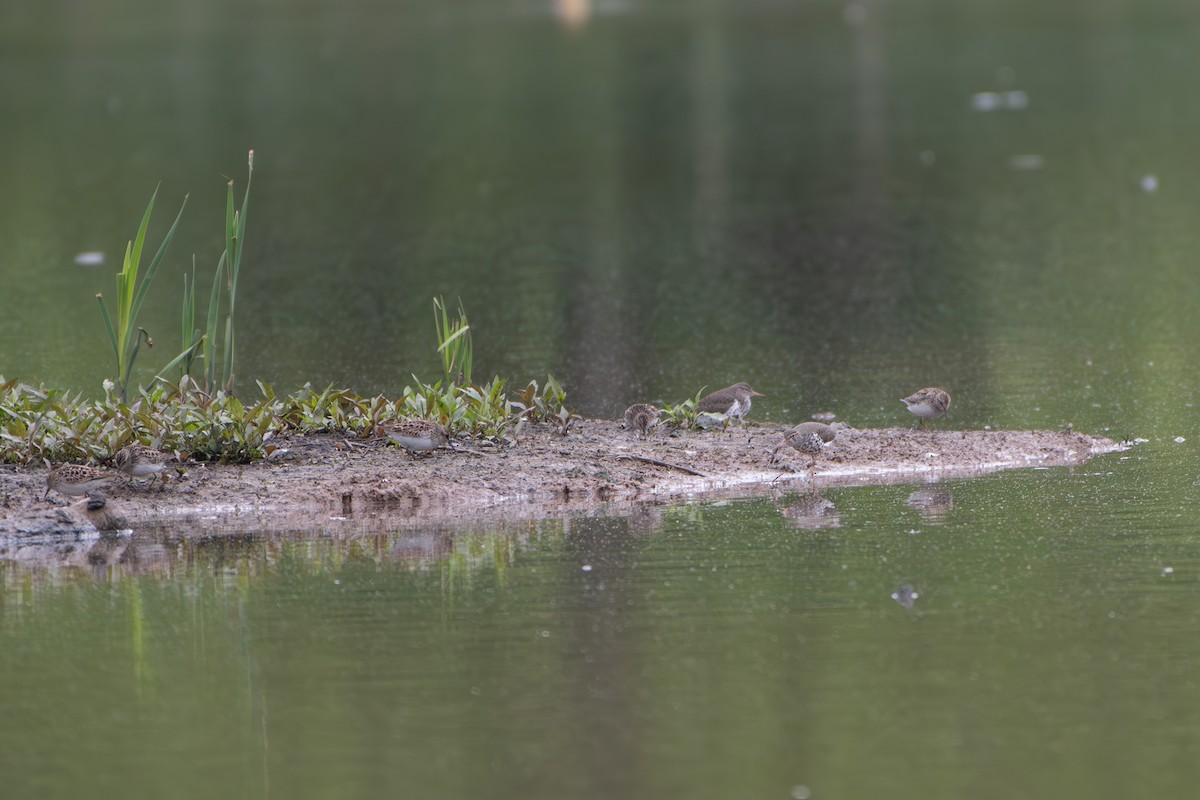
xmin=774 ymin=491 xmax=841 ymax=530
xmin=389 ymin=532 xmax=454 ymax=565
xmin=906 ymin=484 xmax=953 ymax=524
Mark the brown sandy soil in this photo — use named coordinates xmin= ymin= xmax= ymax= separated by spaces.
xmin=0 ymin=420 xmax=1122 ymax=536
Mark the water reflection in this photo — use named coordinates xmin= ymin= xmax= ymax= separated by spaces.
xmin=389 ymin=531 xmax=454 ymax=564
xmin=0 ymin=531 xmax=171 ymax=577
xmin=774 ymin=491 xmax=840 ymax=530
xmin=905 ymin=483 xmax=953 ymax=524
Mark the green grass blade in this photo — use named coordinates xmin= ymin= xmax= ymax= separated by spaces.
xmin=224 ymin=180 xmax=236 ymax=297
xmin=95 ymin=294 xmax=120 ymax=376
xmin=221 ymin=316 xmax=233 ymax=393
xmin=122 ymin=186 xmax=158 ymax=322
xmin=436 ymin=324 xmax=471 ymax=352
xmin=127 ymin=192 xmax=188 ymax=351
xmin=233 ymin=149 xmax=253 ymax=274
xmin=115 ymin=241 xmax=133 ymax=376
xmin=153 ymin=340 xmax=203 ymax=386
xmin=204 ymin=253 xmax=226 ymax=393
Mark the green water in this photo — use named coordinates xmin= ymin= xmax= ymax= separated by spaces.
xmin=5 ymin=458 xmax=1200 ymax=799
xmin=5 ymin=0 xmax=1200 ymax=796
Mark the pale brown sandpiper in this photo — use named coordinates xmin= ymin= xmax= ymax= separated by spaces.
xmin=45 ymin=463 xmax=119 ymax=500
xmin=113 ymin=444 xmax=174 ymax=486
xmin=385 ymin=420 xmax=452 ymax=457
xmin=697 ymin=382 xmax=765 ymax=426
xmin=772 ymin=422 xmax=838 ymax=476
xmin=623 ymin=404 xmax=660 ymax=439
xmin=901 ymin=387 xmax=951 ymax=429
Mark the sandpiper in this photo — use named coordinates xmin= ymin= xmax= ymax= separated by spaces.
xmin=624 ymin=404 xmax=660 ymax=439
xmin=385 ymin=420 xmax=452 ymax=457
xmin=113 ymin=444 xmax=174 ymax=486
xmin=901 ymin=387 xmax=951 ymax=429
xmin=697 ymin=382 xmax=765 ymax=426
xmin=773 ymin=422 xmax=837 ymax=476
xmin=45 ymin=463 xmax=119 ymax=500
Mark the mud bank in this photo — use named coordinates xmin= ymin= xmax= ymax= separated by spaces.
xmin=0 ymin=420 xmax=1123 ymax=536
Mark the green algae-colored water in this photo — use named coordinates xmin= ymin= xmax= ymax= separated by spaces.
xmin=5 ymin=0 xmax=1200 ymax=797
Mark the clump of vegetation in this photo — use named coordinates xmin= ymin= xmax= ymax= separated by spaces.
xmin=95 ymin=187 xmax=190 ymax=402
xmin=402 ymin=298 xmax=574 ymax=441
xmin=180 ymin=150 xmax=254 ymax=395
xmin=4 ymin=158 xmax=581 ymax=466
xmin=433 ymin=295 xmax=472 ymax=387
xmin=512 ymin=375 xmax=578 ymax=435
xmin=660 ymin=387 xmax=706 ymax=429
xmin=0 ymin=369 xmax=573 ymax=465
xmin=2 ymin=291 xmax=577 ymax=464
xmin=95 ymin=150 xmax=254 ymax=404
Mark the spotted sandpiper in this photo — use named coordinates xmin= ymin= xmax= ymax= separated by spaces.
xmin=113 ymin=444 xmax=174 ymax=487
xmin=901 ymin=387 xmax=951 ymax=429
xmin=623 ymin=404 xmax=660 ymax=439
xmin=45 ymin=462 xmax=119 ymax=500
xmin=385 ymin=420 xmax=452 ymax=457
xmin=697 ymin=382 xmax=765 ymax=427
xmin=772 ymin=422 xmax=837 ymax=478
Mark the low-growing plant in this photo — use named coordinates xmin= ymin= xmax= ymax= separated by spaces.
xmin=512 ymin=375 xmax=569 ymax=422
xmin=660 ymin=386 xmax=707 ymax=429
xmin=6 ymin=292 xmax=582 ymax=465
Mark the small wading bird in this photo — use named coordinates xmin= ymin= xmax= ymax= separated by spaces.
xmin=901 ymin=387 xmax=951 ymax=429
xmin=623 ymin=404 xmax=660 ymax=439
xmin=697 ymin=382 xmax=765 ymax=428
xmin=44 ymin=462 xmax=118 ymax=501
xmin=772 ymin=422 xmax=838 ymax=480
xmin=384 ymin=419 xmax=452 ymax=458
xmin=113 ymin=444 xmax=174 ymax=488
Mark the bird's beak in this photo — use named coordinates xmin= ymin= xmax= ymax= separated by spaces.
xmin=752 ymin=389 xmax=765 ymax=397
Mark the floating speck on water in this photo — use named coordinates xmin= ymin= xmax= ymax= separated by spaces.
xmin=971 ymin=91 xmax=1002 ymax=111
xmin=972 ymin=90 xmax=1027 ymax=111
xmin=581 ymin=564 xmax=593 ymax=572
xmin=470 ymin=686 xmax=482 ymax=696
xmin=918 ymin=150 xmax=936 ymax=166
xmin=790 ymin=786 xmax=812 ymax=800
xmin=74 ymin=251 xmax=105 ymax=266
xmin=811 ymin=411 xmax=837 ymax=422
xmin=333 ymin=579 xmax=341 ymax=585
xmin=1141 ymin=174 xmax=1159 ymax=193
xmin=1004 ymin=90 xmax=1029 ymax=109
xmin=1162 ymin=567 xmax=1175 ymax=575
xmin=1008 ymin=154 xmax=1045 ymax=170
xmin=1175 ymin=437 xmax=1186 ymax=444
xmin=983 ymin=425 xmax=992 ymax=431
xmin=540 ymin=630 xmax=552 ymax=638
xmin=891 ymin=584 xmax=919 ymax=609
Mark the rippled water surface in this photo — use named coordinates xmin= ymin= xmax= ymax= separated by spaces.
xmin=5 ymin=0 xmax=1200 ymax=797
